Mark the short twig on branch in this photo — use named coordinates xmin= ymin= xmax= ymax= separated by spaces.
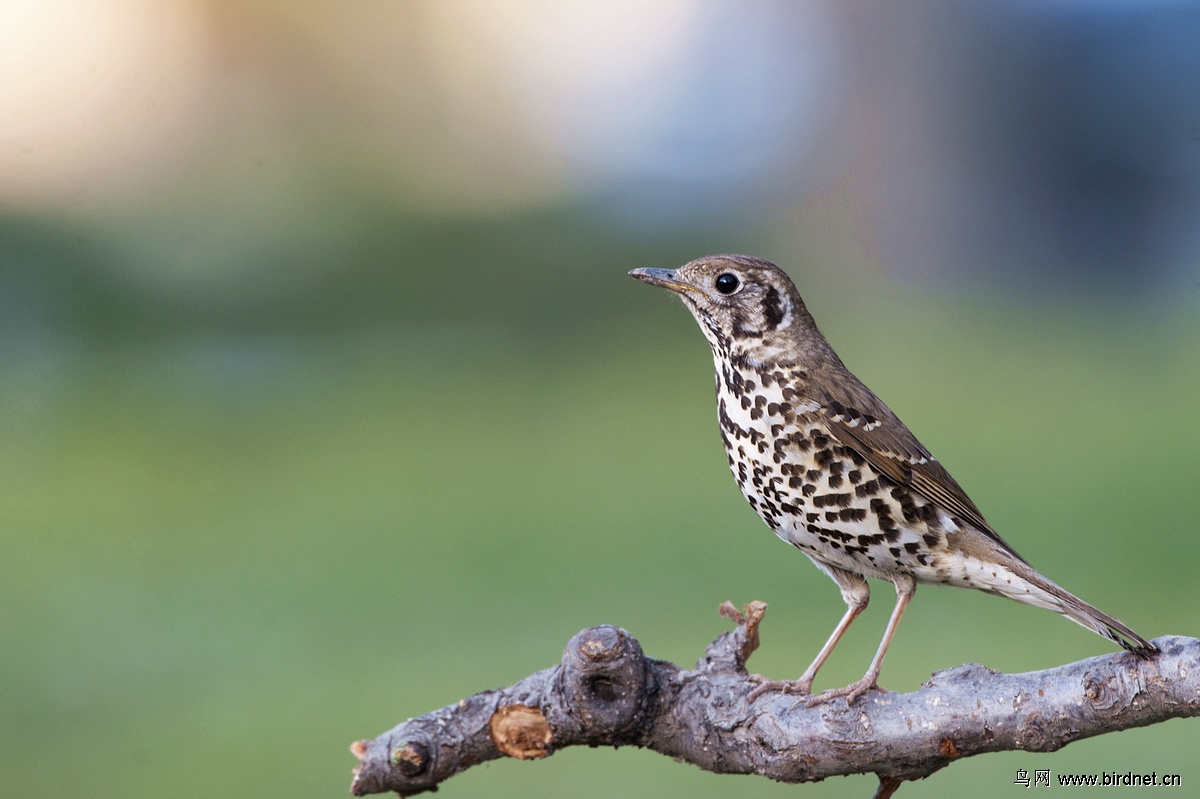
xmin=350 ymin=602 xmax=1197 ymax=797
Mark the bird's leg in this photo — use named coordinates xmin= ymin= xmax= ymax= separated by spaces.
xmin=804 ymin=576 xmax=915 ymax=707
xmin=748 ymin=566 xmax=869 ymax=702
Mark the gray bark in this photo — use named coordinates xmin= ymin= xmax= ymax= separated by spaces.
xmin=349 ymin=602 xmax=1198 ymax=798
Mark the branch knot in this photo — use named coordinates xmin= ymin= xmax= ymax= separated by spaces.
xmin=555 ymin=626 xmax=655 ymax=745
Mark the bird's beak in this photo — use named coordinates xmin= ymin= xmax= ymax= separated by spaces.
xmin=628 ymin=267 xmax=701 ymax=294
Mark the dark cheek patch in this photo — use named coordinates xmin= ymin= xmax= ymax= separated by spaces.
xmin=731 ymin=310 xmax=751 ymax=339
xmin=762 ymin=287 xmax=785 ymax=329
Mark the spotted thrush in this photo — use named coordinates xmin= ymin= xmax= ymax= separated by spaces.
xmin=630 ymin=254 xmax=1157 ymax=706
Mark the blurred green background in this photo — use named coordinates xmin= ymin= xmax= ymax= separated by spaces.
xmin=2 ymin=2 xmax=1198 ymax=797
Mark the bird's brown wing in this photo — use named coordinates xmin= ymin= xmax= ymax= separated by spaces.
xmin=812 ymin=372 xmax=1029 ymax=564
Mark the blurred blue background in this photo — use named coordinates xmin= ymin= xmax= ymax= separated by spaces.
xmin=2 ymin=2 xmax=1197 ymax=797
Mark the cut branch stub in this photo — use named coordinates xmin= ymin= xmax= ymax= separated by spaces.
xmin=351 ymin=721 xmax=447 ymax=797
xmin=390 ymin=740 xmax=430 ymax=777
xmin=489 ymin=705 xmax=552 ymax=759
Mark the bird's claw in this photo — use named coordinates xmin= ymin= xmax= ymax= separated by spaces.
xmin=746 ymin=674 xmax=813 ymax=703
xmin=800 ymin=677 xmax=882 ymax=707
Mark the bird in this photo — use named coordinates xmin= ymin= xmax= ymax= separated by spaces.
xmin=630 ymin=254 xmax=1158 ymax=706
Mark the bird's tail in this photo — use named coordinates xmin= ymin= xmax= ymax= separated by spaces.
xmin=1015 ymin=566 xmax=1159 ymax=658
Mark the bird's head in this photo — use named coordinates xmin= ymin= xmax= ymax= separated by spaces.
xmin=630 ymin=254 xmax=826 ymax=366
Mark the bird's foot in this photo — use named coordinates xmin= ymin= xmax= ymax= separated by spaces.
xmin=746 ymin=674 xmax=812 ymax=703
xmin=801 ymin=676 xmax=884 ymax=708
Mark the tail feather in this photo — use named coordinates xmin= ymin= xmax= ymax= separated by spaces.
xmin=1018 ymin=568 xmax=1159 ymax=659
xmin=1059 ymin=597 xmax=1159 ymax=659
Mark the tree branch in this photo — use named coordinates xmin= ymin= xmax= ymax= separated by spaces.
xmin=349 ymin=602 xmax=1198 ymax=797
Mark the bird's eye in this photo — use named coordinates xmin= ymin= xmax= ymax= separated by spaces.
xmin=714 ymin=273 xmax=740 ymax=294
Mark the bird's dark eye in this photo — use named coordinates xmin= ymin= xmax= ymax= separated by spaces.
xmin=714 ymin=273 xmax=740 ymax=294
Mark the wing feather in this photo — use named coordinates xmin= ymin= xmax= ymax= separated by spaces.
xmin=811 ymin=372 xmax=1028 ymax=564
